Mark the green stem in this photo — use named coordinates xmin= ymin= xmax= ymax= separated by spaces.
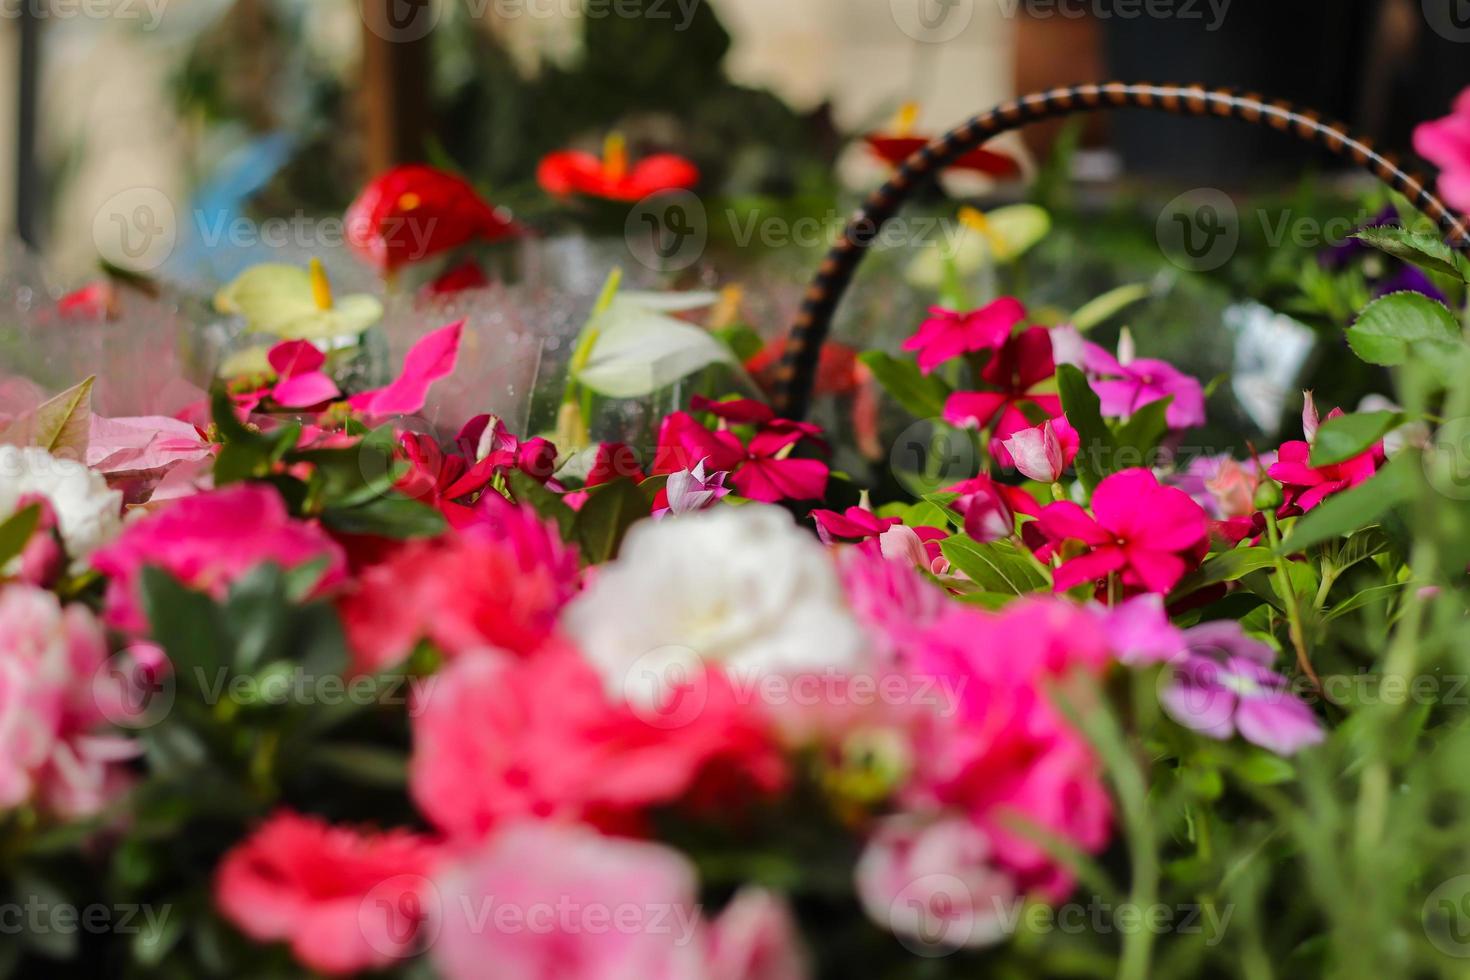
xmin=1264 ymin=511 xmax=1318 ymax=686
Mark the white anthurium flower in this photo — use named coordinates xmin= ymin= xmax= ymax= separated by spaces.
xmin=906 ymin=204 xmax=1051 ymax=289
xmin=573 ymin=289 xmax=745 ymax=399
xmin=560 ymin=504 xmax=870 ymax=710
xmin=0 ymin=446 xmax=122 ymax=571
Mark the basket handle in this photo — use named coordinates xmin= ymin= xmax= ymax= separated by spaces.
xmin=771 ymin=82 xmax=1470 ymax=420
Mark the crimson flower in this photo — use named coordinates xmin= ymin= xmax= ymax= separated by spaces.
xmin=1268 ymin=408 xmax=1382 ymax=514
xmin=537 ymin=134 xmax=698 ymax=202
xmin=943 ymin=327 xmax=1062 ymax=453
xmin=653 ymin=400 xmax=828 ymax=503
xmin=864 ymin=104 xmax=1020 ymax=178
xmin=903 ymin=297 xmax=1025 ymax=375
xmin=812 ymin=506 xmax=900 ymax=542
xmin=1033 ymin=468 xmax=1209 ymax=594
xmin=345 ymin=165 xmax=519 ymax=273
xmin=397 ymin=416 xmax=558 ymax=527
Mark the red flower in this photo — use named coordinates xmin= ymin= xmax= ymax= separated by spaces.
xmin=345 ymin=165 xmax=519 ymax=273
xmin=537 ymin=134 xmax=698 ymax=202
xmin=653 ymin=401 xmax=829 ymax=503
xmin=942 ymin=327 xmax=1063 ymax=450
xmin=903 ymin=297 xmax=1025 ymax=375
xmin=863 ymin=103 xmax=1021 ymax=178
xmin=1268 ymin=408 xmax=1383 ymax=513
xmin=812 ymin=506 xmax=901 ymax=542
xmin=56 ymin=281 xmax=117 ymax=322
xmin=1033 ymin=468 xmax=1209 ymax=595
xmin=421 ymin=260 xmax=490 ymax=298
xmin=396 ymin=416 xmax=560 ymax=527
xmin=214 ymin=811 xmax=441 ymax=976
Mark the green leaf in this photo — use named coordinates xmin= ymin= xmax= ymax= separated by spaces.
xmin=0 ymin=376 xmax=94 ymax=455
xmin=573 ymin=478 xmax=648 ymax=564
xmin=508 ymin=470 xmax=576 ymax=541
xmin=1071 ymin=283 xmax=1151 ymax=332
xmin=1352 ymin=225 xmax=1469 ymax=282
xmin=1231 ymin=751 xmax=1296 ymax=785
xmin=322 ymin=493 xmax=446 ymax=539
xmin=1056 ymin=364 xmax=1115 ymax=492
xmin=939 ymin=536 xmax=1050 ymax=595
xmin=305 ymin=743 xmax=409 ymax=787
xmin=1309 ymin=410 xmax=1401 ymax=466
xmin=0 ymin=503 xmax=42 ymax=568
xmin=1113 ymin=396 xmax=1173 ymax=460
xmin=1169 ymin=547 xmax=1278 ymax=599
xmin=1322 ymin=582 xmax=1404 ymax=622
xmin=857 ymin=351 xmax=952 ymax=420
xmin=1284 ymin=453 xmax=1418 ymax=552
xmin=222 ymin=564 xmax=291 ymax=674
xmin=1345 ymin=291 xmax=1461 ymax=366
xmin=139 ymin=566 xmax=231 ymax=700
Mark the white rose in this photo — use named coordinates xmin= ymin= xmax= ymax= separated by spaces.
xmin=561 ymin=504 xmax=869 ymax=709
xmin=0 ymin=446 xmax=123 ymax=571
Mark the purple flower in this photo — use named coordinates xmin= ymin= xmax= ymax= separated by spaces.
xmin=1083 ymin=330 xmax=1206 ymax=430
xmin=654 ymin=458 xmax=730 ymax=518
xmin=1100 ymin=595 xmax=1184 ymax=666
xmin=1157 ymin=622 xmax=1323 ymax=756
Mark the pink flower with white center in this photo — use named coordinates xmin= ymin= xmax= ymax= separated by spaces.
xmin=1082 ymin=330 xmax=1206 ymax=429
xmin=1001 ymin=417 xmax=1076 ymax=483
xmin=1032 ymin=468 xmax=1209 ymax=595
xmin=901 ymin=297 xmax=1026 ymax=375
xmin=654 ymin=458 xmax=730 ymax=518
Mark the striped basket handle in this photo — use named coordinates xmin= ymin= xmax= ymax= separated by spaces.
xmin=771 ymin=81 xmax=1470 ymax=420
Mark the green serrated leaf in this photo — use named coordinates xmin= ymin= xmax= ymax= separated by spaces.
xmin=1309 ymin=410 xmax=1401 ymax=466
xmin=857 ymin=351 xmax=952 ymax=420
xmin=1345 ymin=291 xmax=1461 ymax=367
xmin=1284 ymin=453 xmax=1418 ymax=552
xmin=1352 ymin=225 xmax=1469 ymax=282
xmin=939 ymin=536 xmax=1050 ymax=595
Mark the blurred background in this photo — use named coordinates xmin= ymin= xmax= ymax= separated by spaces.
xmin=2 ymin=0 xmax=1468 ymax=282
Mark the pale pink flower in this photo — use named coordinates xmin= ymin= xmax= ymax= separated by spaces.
xmin=856 ymin=813 xmax=1017 ymax=950
xmin=1001 ymin=418 xmax=1068 ymax=483
xmin=707 ymin=888 xmax=810 ymax=980
xmin=655 ymin=458 xmax=731 ymax=518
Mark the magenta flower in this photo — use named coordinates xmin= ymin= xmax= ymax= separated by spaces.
xmin=90 ymin=484 xmax=347 ymax=633
xmin=348 ymin=320 xmax=463 ymax=418
xmin=1083 ymin=332 xmax=1206 ymax=429
xmin=265 ymin=341 xmax=340 ymax=409
xmin=942 ymin=327 xmax=1062 ymax=452
xmin=653 ymin=406 xmax=829 ymax=504
xmin=1268 ymin=405 xmax=1382 ymax=514
xmin=1413 ymin=87 xmax=1470 ymax=214
xmin=811 ymin=505 xmax=900 ymax=543
xmin=1157 ymin=622 xmax=1323 ymax=756
xmin=901 ymin=297 xmax=1025 ymax=375
xmin=1033 ymin=468 xmax=1209 ymax=594
xmin=953 ymin=479 xmax=1016 ymax=543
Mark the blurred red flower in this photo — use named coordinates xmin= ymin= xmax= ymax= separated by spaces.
xmin=345 ymin=165 xmax=519 ymax=273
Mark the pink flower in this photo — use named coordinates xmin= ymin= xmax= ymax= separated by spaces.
xmin=652 ymin=458 xmax=730 ymax=518
xmin=408 ymin=647 xmax=786 ymax=840
xmin=264 ymin=340 xmax=341 ymax=409
xmin=1268 ymin=406 xmax=1382 ymax=514
xmin=954 ymin=479 xmax=1017 ymax=544
xmin=653 ymin=408 xmax=828 ymax=504
xmin=1001 ymin=417 xmax=1075 ymax=483
xmin=707 ymin=888 xmax=810 ymax=980
xmin=856 ymin=814 xmax=1018 ymax=950
xmin=1098 ymin=595 xmax=1184 ymax=666
xmin=1413 ymin=87 xmax=1470 ymax=214
xmin=90 ymin=484 xmax=347 ymax=633
xmin=432 ymin=823 xmax=706 ymax=980
xmin=901 ymin=297 xmax=1025 ymax=375
xmin=339 ymin=501 xmax=579 ymax=672
xmin=838 ymin=548 xmax=947 ymax=666
xmin=14 ymin=495 xmax=64 ymax=587
xmin=349 ymin=320 xmax=463 ymax=419
xmin=942 ymin=327 xmax=1062 ymax=459
xmin=1033 ymin=468 xmax=1209 ymax=594
xmin=811 ymin=506 xmax=900 ymax=543
xmin=897 ymin=600 xmax=1114 ymax=898
xmin=214 ymin=810 xmax=441 ymax=976
xmin=1083 ymin=335 xmax=1206 ymax=429
xmin=0 ymin=587 xmax=138 ymax=819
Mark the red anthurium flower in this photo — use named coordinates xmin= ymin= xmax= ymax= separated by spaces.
xmin=864 ymin=103 xmax=1021 ymax=178
xmin=943 ymin=327 xmax=1062 ymax=457
xmin=537 ymin=133 xmax=698 ymax=202
xmin=345 ymin=165 xmax=519 ymax=273
xmin=902 ymin=297 xmax=1026 ymax=375
xmin=57 ymin=281 xmax=117 ymax=322
xmin=653 ymin=407 xmax=829 ymax=503
xmin=1267 ymin=407 xmax=1383 ymax=514
xmin=1034 ymin=468 xmax=1209 ymax=595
